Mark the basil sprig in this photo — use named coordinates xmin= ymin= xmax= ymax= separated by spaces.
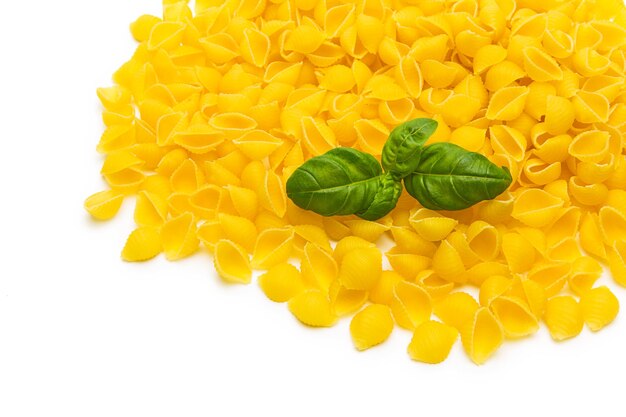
xmin=286 ymin=118 xmax=512 ymax=220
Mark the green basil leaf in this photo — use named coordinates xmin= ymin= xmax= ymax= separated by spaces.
xmin=381 ymin=118 xmax=438 ymax=179
xmin=404 ymin=142 xmax=512 ymax=211
xmin=356 ymin=173 xmax=403 ymax=220
xmin=286 ymin=147 xmax=385 ymax=217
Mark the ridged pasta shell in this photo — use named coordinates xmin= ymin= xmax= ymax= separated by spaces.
xmin=232 ymin=130 xmax=282 ymax=160
xmin=386 ymin=252 xmax=431 ymax=280
xmin=461 ymin=307 xmax=503 ymax=365
xmin=464 ymin=261 xmax=510 ymax=287
xmin=329 ymin=280 xmax=368 ymax=316
xmin=473 ymin=44 xmax=507 ymax=75
xmin=446 ymin=231 xmax=480 ymax=268
xmin=450 ymin=126 xmax=486 ymax=152
xmin=121 ymin=227 xmax=162 ymax=262
xmin=258 ymin=170 xmax=287 ymax=218
xmin=301 ymin=242 xmax=337 ymax=292
xmin=197 ymin=221 xmax=221 ymax=251
xmin=395 ymin=56 xmax=423 ymax=98
xmin=338 ymin=246 xmax=382 ymax=290
xmin=490 ymin=296 xmax=540 ymax=338
xmin=324 ymin=3 xmax=355 ymax=38
xmin=572 ymin=48 xmax=611 ymax=77
xmin=288 ymin=290 xmax=337 ymax=327
xmin=378 ymin=98 xmax=415 ymax=125
xmin=345 ymin=220 xmax=389 ymax=242
xmin=608 ymin=241 xmax=626 ymax=287
xmin=486 ymin=86 xmax=529 ymax=121
xmin=415 ymin=270 xmax=455 ymax=299
xmin=173 ymin=124 xmax=225 ymax=154
xmin=569 ymin=256 xmax=603 ymax=295
xmin=217 ymin=213 xmax=257 ymax=253
xmin=580 ymin=286 xmax=619 ymax=332
xmin=333 ymin=236 xmax=376 ymax=264
xmin=489 ymin=125 xmax=527 ymax=162
xmin=543 ymin=296 xmax=584 ymax=341
xmin=455 ymin=29 xmax=491 ymax=57
xmin=522 ymin=46 xmax=563 ymax=81
xmin=258 ymin=263 xmax=305 ymax=303
xmin=369 ymin=270 xmax=404 ymax=305
xmin=466 ymin=220 xmax=500 ymax=261
xmin=544 ymin=95 xmax=575 ymax=135
xmin=432 ymin=239 xmax=467 ymax=284
xmin=599 ymin=206 xmax=626 ymax=246
xmin=485 ymin=61 xmax=526 ymax=91
xmin=511 ymin=188 xmax=564 ymax=227
xmin=214 ymin=239 xmax=252 ymax=284
xmin=350 ymin=304 xmax=394 ymax=351
xmin=240 ymin=28 xmax=270 ymax=67
xmin=527 ymin=261 xmax=570 ymax=297
xmin=501 ymin=232 xmax=536 ymax=274
xmin=225 ymin=185 xmax=257 ymax=220
xmin=147 ymin=21 xmax=185 ymax=51
xmin=433 ymin=291 xmax=479 ymax=330
xmin=479 ymin=275 xmax=513 ymax=307
xmin=409 ymin=209 xmax=458 ymax=242
xmin=161 ymin=212 xmax=199 ymax=261
xmin=525 ymin=81 xmax=557 ymax=120
xmin=572 ymin=91 xmax=610 ymax=124
xmin=251 ymin=227 xmax=294 ymax=270
xmin=84 ymin=190 xmax=124 ymax=221
xmin=542 ymin=29 xmax=574 ymax=59
xmin=283 ymin=25 xmax=325 ymax=54
xmin=391 ymin=281 xmax=432 ymax=330
xmin=506 ymin=277 xmax=546 ymax=319
xmin=407 ymin=320 xmax=459 ymax=364
xmin=547 ymin=207 xmax=581 ymax=246
xmin=170 ymin=159 xmax=203 ymax=194
xmin=135 ymin=190 xmax=168 ymax=226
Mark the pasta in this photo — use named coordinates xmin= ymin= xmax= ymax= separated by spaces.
xmin=89 ymin=0 xmax=626 ymax=365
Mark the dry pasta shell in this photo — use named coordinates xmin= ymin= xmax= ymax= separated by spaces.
xmin=461 ymin=307 xmax=503 ymax=365
xmin=525 ymin=81 xmax=557 ymax=120
xmin=84 ymin=190 xmax=124 ymax=221
xmin=490 ymin=296 xmax=540 ymax=339
xmin=369 ymin=271 xmax=404 ymax=305
xmin=486 ymin=86 xmax=529 ymax=121
xmin=450 ymin=126 xmax=486 ymax=152
xmin=170 ymin=159 xmax=203 ymax=194
xmin=464 ymin=262 xmax=511 ymax=288
xmin=473 ymin=44 xmax=507 ymax=75
xmin=240 ymin=28 xmax=270 ymax=67
xmin=197 ymin=221 xmax=221 ymax=251
xmin=580 ymin=286 xmax=619 ymax=332
xmin=506 ymin=277 xmax=546 ymax=319
xmin=599 ymin=206 xmax=626 ymax=247
xmin=466 ymin=220 xmax=500 ymax=261
xmin=432 ymin=239 xmax=466 ymax=284
xmin=527 ymin=261 xmax=571 ymax=297
xmin=395 ymin=56 xmax=423 ymax=98
xmin=288 ymin=290 xmax=337 ymax=327
xmin=284 ymin=25 xmax=325 ymax=54
xmin=161 ymin=212 xmax=199 ymax=261
xmin=608 ymin=241 xmax=626 ymax=287
xmin=121 ymin=227 xmax=162 ymax=262
xmin=300 ymin=116 xmax=336 ymax=156
xmin=407 ymin=320 xmax=459 ymax=364
xmin=569 ymin=256 xmax=603 ymax=295
xmin=328 ymin=281 xmax=368 ymax=316
xmin=324 ymin=3 xmax=355 ymax=38
xmin=232 ymin=130 xmax=282 ymax=160
xmin=542 ymin=29 xmax=574 ymax=59
xmin=258 ymin=263 xmax=305 ymax=303
xmin=147 ymin=21 xmax=185 ymax=51
xmin=350 ymin=304 xmax=394 ymax=351
xmin=135 ymin=190 xmax=168 ymax=226
xmin=251 ymin=227 xmax=294 ymax=270
xmin=547 ymin=207 xmax=581 ymax=246
xmin=511 ymin=188 xmax=564 ymax=228
xmin=446 ymin=231 xmax=480 ymax=268
xmin=433 ymin=291 xmax=479 ymax=330
xmin=485 ymin=61 xmax=526 ymax=91
xmin=225 ymin=185 xmax=257 ymax=220
xmin=415 ymin=270 xmax=455 ymax=299
xmin=200 ymin=33 xmax=240 ymax=64
xmin=572 ymin=91 xmax=610 ymax=124
xmin=213 ymin=239 xmax=252 ymax=284
xmin=409 ymin=209 xmax=458 ymax=242
xmin=338 ymin=246 xmax=382 ymax=291
xmin=489 ymin=125 xmax=527 ymax=162
xmin=479 ymin=275 xmax=513 ymax=307
xmin=300 ymin=242 xmax=337 ymax=292
xmin=572 ymin=48 xmax=611 ymax=77
xmin=391 ymin=281 xmax=432 ymax=330
xmin=345 ymin=220 xmax=389 ymax=242
xmin=386 ymin=252 xmax=431 ymax=280
xmin=333 ymin=236 xmax=376 ymax=264
xmin=544 ymin=95 xmax=575 ymax=135
xmin=522 ymin=46 xmax=563 ymax=82
xmin=501 ymin=232 xmax=536 ymax=274
xmin=543 ymin=296 xmax=584 ymax=341
xmin=217 ymin=213 xmax=257 ymax=253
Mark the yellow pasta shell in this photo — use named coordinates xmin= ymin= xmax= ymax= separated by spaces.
xmin=544 ymin=95 xmax=575 ymax=135
xmin=599 ymin=206 xmax=626 ymax=247
xmin=409 ymin=209 xmax=458 ymax=242
xmin=121 ymin=227 xmax=162 ymax=262
xmin=288 ymin=290 xmax=337 ymax=327
xmin=408 ymin=320 xmax=459 ymax=364
xmin=301 ymin=242 xmax=337 ymax=292
xmin=544 ymin=296 xmax=584 ymax=341
xmin=580 ymin=286 xmax=619 ymax=332
xmin=391 ymin=281 xmax=432 ymax=330
xmin=386 ymin=252 xmax=431 ymax=280
xmin=473 ymin=44 xmax=507 ymax=75
xmin=522 ymin=46 xmax=563 ymax=81
xmin=161 ymin=212 xmax=199 ymax=261
xmin=569 ymin=256 xmax=603 ymax=295
xmin=350 ymin=304 xmax=394 ymax=351
xmin=491 ymin=296 xmax=540 ymax=338
xmin=433 ymin=291 xmax=479 ymax=330
xmin=214 ymin=239 xmax=252 ymax=284
xmin=511 ymin=188 xmax=564 ymax=227
xmin=479 ymin=275 xmax=513 ymax=307
xmin=608 ymin=241 xmax=626 ymax=287
xmin=461 ymin=307 xmax=503 ymax=365
xmin=501 ymin=232 xmax=536 ymax=274
xmin=258 ymin=263 xmax=305 ymax=303
xmin=338 ymin=246 xmax=382 ymax=291
xmin=251 ymin=227 xmax=294 ymax=270
xmin=432 ymin=239 xmax=466 ymax=284
xmin=486 ymin=86 xmax=529 ymax=121
xmin=369 ymin=270 xmax=404 ymax=305
xmin=84 ymin=190 xmax=124 ymax=221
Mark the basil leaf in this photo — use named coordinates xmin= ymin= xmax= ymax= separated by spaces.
xmin=404 ymin=142 xmax=512 ymax=211
xmin=286 ymin=147 xmax=386 ymax=217
xmin=381 ymin=118 xmax=438 ymax=179
xmin=356 ymin=173 xmax=403 ymax=220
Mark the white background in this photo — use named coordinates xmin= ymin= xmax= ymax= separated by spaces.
xmin=1 ymin=1 xmax=625 ymax=416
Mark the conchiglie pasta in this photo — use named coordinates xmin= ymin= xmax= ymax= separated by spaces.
xmin=90 ymin=0 xmax=626 ymax=366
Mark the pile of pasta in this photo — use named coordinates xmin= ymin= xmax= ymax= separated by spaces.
xmin=85 ymin=0 xmax=626 ymax=364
